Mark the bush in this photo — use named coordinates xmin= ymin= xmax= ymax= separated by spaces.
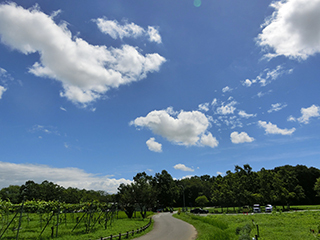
xmin=235 ymin=223 xmax=252 ymax=240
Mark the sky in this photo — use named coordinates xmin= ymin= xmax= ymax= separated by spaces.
xmin=0 ymin=0 xmax=320 ymax=193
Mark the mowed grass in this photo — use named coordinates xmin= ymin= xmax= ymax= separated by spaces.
xmin=175 ymin=210 xmax=320 ymax=240
xmin=0 ymin=211 xmax=154 ymax=240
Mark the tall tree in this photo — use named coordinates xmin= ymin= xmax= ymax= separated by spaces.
xmin=0 ymin=185 xmax=20 ymax=203
xmin=153 ymin=170 xmax=178 ymax=208
xmin=20 ymin=180 xmax=40 ymax=201
xmin=117 ymin=183 xmax=136 ymax=218
xmin=314 ymin=177 xmax=320 ymax=198
xmin=132 ymin=172 xmax=156 ymax=218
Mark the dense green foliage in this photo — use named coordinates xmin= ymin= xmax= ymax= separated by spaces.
xmin=117 ymin=165 xmax=320 ymax=212
xmin=1 ymin=165 xmax=320 ymax=211
xmin=0 ymin=180 xmax=111 ymax=204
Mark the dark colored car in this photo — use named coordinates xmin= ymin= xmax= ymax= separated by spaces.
xmin=190 ymin=208 xmax=209 ymax=214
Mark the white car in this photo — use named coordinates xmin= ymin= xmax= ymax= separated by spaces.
xmin=265 ymin=204 xmax=273 ymax=213
xmin=253 ymin=204 xmax=261 ymax=213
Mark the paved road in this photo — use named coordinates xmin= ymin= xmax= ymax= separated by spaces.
xmin=134 ymin=212 xmax=197 ymax=240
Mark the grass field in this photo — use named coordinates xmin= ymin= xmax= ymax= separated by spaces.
xmin=0 ymin=211 xmax=154 ymax=240
xmin=174 ymin=210 xmax=320 ymax=240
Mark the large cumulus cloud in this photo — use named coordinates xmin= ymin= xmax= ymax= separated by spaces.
xmin=0 ymin=3 xmax=165 ymax=106
xmin=130 ymin=107 xmax=218 ymax=148
xmin=257 ymin=0 xmax=320 ymax=60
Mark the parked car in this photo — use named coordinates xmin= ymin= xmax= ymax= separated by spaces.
xmin=253 ymin=204 xmax=261 ymax=213
xmin=242 ymin=205 xmax=250 ymax=213
xmin=265 ymin=204 xmax=273 ymax=213
xmin=190 ymin=208 xmax=209 ymax=214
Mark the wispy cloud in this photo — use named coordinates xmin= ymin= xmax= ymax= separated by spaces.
xmin=29 ymin=125 xmax=60 ymax=136
xmin=95 ymin=18 xmax=162 ymax=44
xmin=243 ymin=65 xmax=292 ymax=87
xmin=238 ymin=110 xmax=257 ymax=118
xmin=267 ymin=103 xmax=287 ymax=113
xmin=216 ymin=100 xmax=237 ymax=115
xmin=222 ymin=86 xmax=232 ymax=93
xmin=198 ymin=102 xmax=210 ymax=112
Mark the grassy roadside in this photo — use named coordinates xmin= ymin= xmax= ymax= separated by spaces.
xmin=174 ymin=210 xmax=320 ymax=240
xmin=174 ymin=212 xmax=231 ymax=240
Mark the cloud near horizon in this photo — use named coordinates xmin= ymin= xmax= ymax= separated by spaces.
xmin=0 ymin=162 xmax=132 ymax=193
xmin=0 ymin=3 xmax=165 ymax=106
xmin=173 ymin=163 xmax=194 ymax=172
xmin=130 ymin=107 xmax=219 ymax=148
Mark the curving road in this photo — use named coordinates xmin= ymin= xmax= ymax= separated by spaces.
xmin=134 ymin=212 xmax=197 ymax=240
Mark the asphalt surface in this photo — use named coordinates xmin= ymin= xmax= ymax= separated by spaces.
xmin=133 ymin=212 xmax=197 ymax=240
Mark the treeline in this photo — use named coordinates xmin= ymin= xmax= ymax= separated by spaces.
xmin=1 ymin=164 xmax=320 ymax=214
xmin=116 ymin=164 xmax=320 ymax=218
xmin=0 ymin=180 xmax=111 ymax=204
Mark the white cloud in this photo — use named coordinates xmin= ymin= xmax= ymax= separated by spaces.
xmin=147 ymin=26 xmax=162 ymax=44
xmin=60 ymin=107 xmax=67 ymax=112
xmin=29 ymin=125 xmax=60 ymax=136
xmin=216 ymin=171 xmax=223 ymax=176
xmin=242 ymin=79 xmax=253 ymax=87
xmin=0 ymin=4 xmax=165 ymax=106
xmin=230 ymin=131 xmax=255 ymax=144
xmin=198 ymin=102 xmax=210 ymax=112
xmin=268 ymin=103 xmax=287 ymax=113
xmin=95 ymin=18 xmax=162 ymax=44
xmin=0 ymin=162 xmax=131 ymax=193
xmin=246 ymin=65 xmax=292 ymax=87
xmin=258 ymin=120 xmax=296 ymax=135
xmin=222 ymin=86 xmax=232 ymax=93
xmin=0 ymin=85 xmax=6 ymax=99
xmin=95 ymin=18 xmax=145 ymax=39
xmin=297 ymin=104 xmax=320 ymax=124
xmin=146 ymin=137 xmax=162 ymax=152
xmin=216 ymin=101 xmax=237 ymax=115
xmin=220 ymin=116 xmax=243 ymax=129
xmin=238 ymin=110 xmax=256 ymax=118
xmin=200 ymin=132 xmax=219 ymax=148
xmin=130 ymin=107 xmax=218 ymax=148
xmin=173 ymin=163 xmax=194 ymax=172
xmin=211 ymin=98 xmax=218 ymax=106
xmin=257 ymin=0 xmax=320 ymax=60
xmin=181 ymin=175 xmax=194 ymax=180
xmin=257 ymin=90 xmax=273 ymax=98
xmin=287 ymin=115 xmax=296 ymax=122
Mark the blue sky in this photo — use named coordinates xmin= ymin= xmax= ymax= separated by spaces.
xmin=0 ymin=0 xmax=320 ymax=193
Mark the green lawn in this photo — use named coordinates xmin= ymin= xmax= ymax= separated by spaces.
xmin=175 ymin=210 xmax=320 ymax=240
